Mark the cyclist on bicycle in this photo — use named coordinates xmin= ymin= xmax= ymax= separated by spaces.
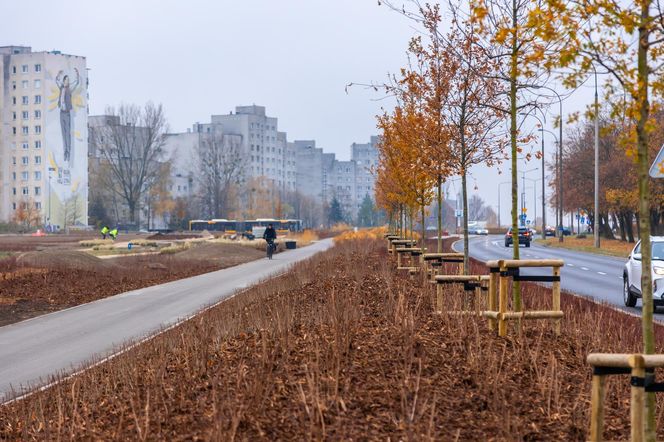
xmin=263 ymin=223 xmax=277 ymax=259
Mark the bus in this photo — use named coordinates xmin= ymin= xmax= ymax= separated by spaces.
xmin=189 ymin=218 xmax=303 ymax=235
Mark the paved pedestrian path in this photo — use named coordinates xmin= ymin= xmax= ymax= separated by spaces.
xmin=0 ymin=239 xmax=334 ymax=402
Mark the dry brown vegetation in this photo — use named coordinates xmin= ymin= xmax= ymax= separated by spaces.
xmin=1 ymin=237 xmax=663 ymax=440
xmin=0 ymin=243 xmax=263 ymax=327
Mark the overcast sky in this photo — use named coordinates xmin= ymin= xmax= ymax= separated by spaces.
xmin=2 ymin=0 xmax=598 ymax=226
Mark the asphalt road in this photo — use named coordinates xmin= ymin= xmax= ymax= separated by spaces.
xmin=0 ymin=239 xmax=334 ymax=402
xmin=455 ymin=235 xmax=664 ymax=318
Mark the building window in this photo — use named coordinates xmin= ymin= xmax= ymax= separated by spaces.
xmin=35 ymin=64 xmax=41 ymax=73
xmin=35 ymin=140 xmax=41 ymax=149
xmin=22 ymin=187 xmax=29 ymax=195
xmin=35 ymin=202 xmax=41 ymax=210
xmin=11 ymin=81 xmax=16 ymax=90
xmin=22 ymin=111 xmax=29 ymax=120
xmin=22 ymin=126 xmax=28 ymax=135
xmin=34 ymin=95 xmax=42 ymax=104
xmin=34 ymin=79 xmax=41 ymax=89
xmin=35 ymin=187 xmax=41 ymax=196
xmin=12 ymin=157 xmax=16 ymax=165
xmin=21 ymin=65 xmax=28 ymax=73
xmin=21 ymin=171 xmax=29 ymax=181
xmin=12 ymin=111 xmax=16 ymax=120
xmin=12 ymin=97 xmax=16 ymax=105
xmin=12 ymin=127 xmax=16 ymax=135
xmin=22 ymin=80 xmax=28 ymax=89
xmin=12 ymin=203 xmax=16 ymax=210
xmin=22 ymin=96 xmax=29 ymax=105
xmin=21 ymin=142 xmax=28 ymax=150
xmin=12 ymin=66 xmax=16 ymax=74
xmin=35 ymin=156 xmax=42 ymax=165
xmin=12 ymin=188 xmax=17 ymax=195
xmin=34 ymin=171 xmax=41 ymax=180
xmin=34 ymin=110 xmax=41 ymax=119
xmin=35 ymin=125 xmax=41 ymax=134
xmin=21 ymin=156 xmax=29 ymax=165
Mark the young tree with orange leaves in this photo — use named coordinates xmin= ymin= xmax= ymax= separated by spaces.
xmin=539 ymin=2 xmax=664 ymax=434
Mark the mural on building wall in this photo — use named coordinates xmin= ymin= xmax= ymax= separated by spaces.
xmin=44 ymin=58 xmax=87 ymax=227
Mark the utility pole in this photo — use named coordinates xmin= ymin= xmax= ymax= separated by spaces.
xmin=593 ymin=64 xmax=601 ymax=248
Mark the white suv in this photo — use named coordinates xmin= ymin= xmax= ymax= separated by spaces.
xmin=623 ymin=237 xmax=664 ymax=307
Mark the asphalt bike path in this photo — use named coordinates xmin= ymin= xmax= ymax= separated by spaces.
xmin=0 ymin=238 xmax=334 ymax=402
xmin=455 ymin=235 xmax=664 ymax=319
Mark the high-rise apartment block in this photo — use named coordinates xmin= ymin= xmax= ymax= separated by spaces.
xmin=295 ymin=135 xmax=379 ymax=220
xmin=0 ymin=46 xmax=88 ymax=228
xmin=188 ymin=105 xmax=296 ymax=192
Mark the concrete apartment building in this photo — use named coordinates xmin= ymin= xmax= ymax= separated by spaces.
xmin=189 ymin=105 xmax=296 ymax=193
xmin=294 ymin=136 xmax=379 ymax=221
xmin=0 ymin=46 xmax=88 ymax=228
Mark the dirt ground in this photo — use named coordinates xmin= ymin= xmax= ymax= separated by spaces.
xmin=0 ymin=243 xmax=264 ymax=327
xmin=1 ymin=236 xmax=661 ymax=440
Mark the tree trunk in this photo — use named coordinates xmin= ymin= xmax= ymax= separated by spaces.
xmin=421 ymin=203 xmax=426 ymax=252
xmin=437 ymin=175 xmax=443 ymax=253
xmin=510 ymin=0 xmax=522 ymax=310
xmin=462 ymin=170 xmax=470 ymax=275
xmin=637 ymin=4 xmax=655 ymax=438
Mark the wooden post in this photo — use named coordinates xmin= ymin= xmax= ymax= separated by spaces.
xmin=488 ymin=270 xmax=498 ymax=330
xmin=397 ymin=250 xmax=402 ymax=268
xmin=589 ymin=374 xmax=606 ymax=442
xmin=475 ymin=283 xmax=482 ymax=315
xmin=436 ymin=283 xmax=443 ymax=313
xmin=552 ymin=266 xmax=561 ymax=336
xmin=498 ymin=261 xmax=508 ymax=337
xmin=630 ymin=355 xmax=645 ymax=442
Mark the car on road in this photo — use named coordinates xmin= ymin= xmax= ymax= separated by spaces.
xmin=504 ymin=227 xmax=532 ymax=248
xmin=469 ymin=227 xmax=489 ymax=235
xmin=623 ymin=237 xmax=664 ymax=307
xmin=545 ymin=226 xmax=556 ymax=236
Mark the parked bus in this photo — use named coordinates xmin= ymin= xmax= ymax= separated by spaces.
xmin=189 ymin=218 xmax=303 ymax=235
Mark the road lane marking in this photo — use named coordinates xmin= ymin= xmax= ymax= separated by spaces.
xmin=567 ymin=263 xmax=575 ymax=267
xmin=581 ymin=267 xmax=590 ymax=271
xmin=598 ymin=272 xmax=607 ymax=275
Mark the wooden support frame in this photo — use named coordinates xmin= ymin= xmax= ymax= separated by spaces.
xmin=390 ymin=239 xmax=417 ymax=255
xmin=433 ymin=275 xmax=490 ymax=314
xmin=422 ymin=253 xmax=465 ymax=279
xmin=385 ymin=235 xmax=401 ymax=253
xmin=483 ymin=259 xmax=564 ymax=337
xmin=395 ymin=247 xmax=425 ymax=270
xmin=586 ymin=353 xmax=664 ymax=442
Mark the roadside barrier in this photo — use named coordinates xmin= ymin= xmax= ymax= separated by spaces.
xmin=433 ymin=274 xmax=490 ymax=314
xmin=586 ymin=353 xmax=664 ymax=442
xmin=483 ymin=259 xmax=563 ymax=337
xmin=422 ymin=253 xmax=465 ymax=279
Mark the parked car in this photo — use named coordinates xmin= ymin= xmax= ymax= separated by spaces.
xmin=545 ymin=226 xmax=556 ymax=237
xmin=504 ymin=227 xmax=532 ymax=247
xmin=623 ymin=237 xmax=664 ymax=307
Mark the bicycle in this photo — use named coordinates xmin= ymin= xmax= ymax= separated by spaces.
xmin=266 ymin=240 xmax=277 ymax=260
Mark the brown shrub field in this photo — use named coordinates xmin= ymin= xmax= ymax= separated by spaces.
xmin=0 ymin=237 xmax=662 ymax=440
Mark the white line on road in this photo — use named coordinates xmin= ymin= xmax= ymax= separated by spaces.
xmin=581 ymin=267 xmax=590 ymax=271
xmin=598 ymin=272 xmax=607 ymax=275
xmin=568 ymin=263 xmax=575 ymax=267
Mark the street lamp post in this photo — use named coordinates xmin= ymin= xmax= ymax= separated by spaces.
xmin=520 ymin=168 xmax=538 ymax=226
xmin=533 ymin=85 xmax=564 ymax=242
xmin=592 ymin=64 xmax=601 ymax=248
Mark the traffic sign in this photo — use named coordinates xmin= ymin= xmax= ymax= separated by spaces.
xmin=455 ymin=209 xmax=463 ymax=218
xmin=650 ymin=143 xmax=664 ymax=177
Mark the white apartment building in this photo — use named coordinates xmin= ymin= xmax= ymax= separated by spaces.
xmin=295 ymin=136 xmax=379 ymax=222
xmin=0 ymin=46 xmax=88 ymax=228
xmin=190 ymin=105 xmax=296 ymax=193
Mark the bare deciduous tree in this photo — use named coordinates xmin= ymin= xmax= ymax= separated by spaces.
xmin=197 ymin=133 xmax=244 ymax=219
xmin=89 ymin=102 xmax=168 ymax=224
